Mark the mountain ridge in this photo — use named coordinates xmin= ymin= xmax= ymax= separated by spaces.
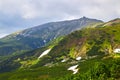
xmin=0 ymin=18 xmax=120 ymax=80
xmin=0 ymin=17 xmax=103 ymax=56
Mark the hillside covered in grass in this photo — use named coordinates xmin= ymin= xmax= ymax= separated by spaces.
xmin=0 ymin=18 xmax=120 ymax=80
xmin=38 ymin=18 xmax=120 ymax=65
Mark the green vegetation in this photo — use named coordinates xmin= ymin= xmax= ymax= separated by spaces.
xmin=39 ymin=21 xmax=120 ymax=65
xmin=0 ymin=36 xmax=63 ymax=73
xmin=0 ymin=55 xmax=120 ymax=80
xmin=0 ymin=63 xmax=71 ymax=80
xmin=60 ymin=58 xmax=120 ymax=80
xmin=0 ymin=18 xmax=120 ymax=80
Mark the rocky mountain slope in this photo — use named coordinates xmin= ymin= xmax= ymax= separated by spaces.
xmin=0 ymin=18 xmax=120 ymax=80
xmin=0 ymin=17 xmax=103 ymax=56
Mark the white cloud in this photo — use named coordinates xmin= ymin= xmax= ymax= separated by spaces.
xmin=0 ymin=0 xmax=39 ymax=19
xmin=21 ymin=4 xmax=39 ymax=19
xmin=0 ymin=0 xmax=120 ymax=21
xmin=0 ymin=0 xmax=120 ymax=37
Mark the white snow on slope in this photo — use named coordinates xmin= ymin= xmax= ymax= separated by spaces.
xmin=76 ymin=57 xmax=81 ymax=61
xmin=114 ymin=48 xmax=120 ymax=53
xmin=68 ymin=65 xmax=79 ymax=74
xmin=61 ymin=59 xmax=66 ymax=62
xmin=38 ymin=49 xmax=51 ymax=59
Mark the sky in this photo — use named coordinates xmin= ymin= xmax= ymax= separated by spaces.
xmin=0 ymin=0 xmax=120 ymax=38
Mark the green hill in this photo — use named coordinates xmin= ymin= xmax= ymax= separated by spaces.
xmin=38 ymin=18 xmax=120 ymax=65
xmin=0 ymin=18 xmax=120 ymax=80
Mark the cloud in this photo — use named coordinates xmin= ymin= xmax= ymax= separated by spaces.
xmin=0 ymin=0 xmax=39 ymax=19
xmin=0 ymin=0 xmax=120 ymax=37
xmin=0 ymin=0 xmax=120 ymax=21
xmin=21 ymin=4 xmax=39 ymax=19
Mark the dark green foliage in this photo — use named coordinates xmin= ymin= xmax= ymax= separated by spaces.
xmin=59 ymin=58 xmax=120 ymax=80
xmin=0 ymin=55 xmax=120 ymax=80
xmin=0 ymin=63 xmax=71 ymax=80
xmin=0 ymin=47 xmax=47 ymax=73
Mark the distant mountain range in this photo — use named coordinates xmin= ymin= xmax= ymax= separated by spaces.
xmin=0 ymin=17 xmax=103 ymax=56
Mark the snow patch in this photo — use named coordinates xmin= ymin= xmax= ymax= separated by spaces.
xmin=114 ymin=48 xmax=120 ymax=53
xmin=68 ymin=65 xmax=79 ymax=74
xmin=43 ymin=40 xmax=46 ymax=43
xmin=61 ymin=59 xmax=66 ymax=62
xmin=76 ymin=57 xmax=81 ymax=61
xmin=38 ymin=49 xmax=51 ymax=59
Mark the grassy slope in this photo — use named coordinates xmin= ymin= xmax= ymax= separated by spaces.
xmin=37 ymin=22 xmax=120 ymax=65
xmin=0 ymin=36 xmax=63 ymax=73
xmin=0 ymin=55 xmax=119 ymax=80
xmin=0 ymin=19 xmax=120 ymax=80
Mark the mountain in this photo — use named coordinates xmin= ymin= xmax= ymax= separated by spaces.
xmin=0 ymin=17 xmax=103 ymax=56
xmin=0 ymin=18 xmax=120 ymax=80
xmin=36 ymin=18 xmax=120 ymax=65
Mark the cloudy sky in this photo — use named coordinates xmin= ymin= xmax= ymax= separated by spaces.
xmin=0 ymin=0 xmax=120 ymax=38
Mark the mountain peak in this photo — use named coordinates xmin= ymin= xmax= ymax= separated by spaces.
xmin=82 ymin=16 xmax=87 ymax=19
xmin=78 ymin=16 xmax=103 ymax=23
xmin=0 ymin=17 xmax=103 ymax=56
xmin=80 ymin=16 xmax=89 ymax=20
